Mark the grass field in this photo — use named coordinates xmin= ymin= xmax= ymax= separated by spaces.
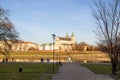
xmin=80 ymin=63 xmax=120 ymax=75
xmin=0 ymin=63 xmax=59 ymax=80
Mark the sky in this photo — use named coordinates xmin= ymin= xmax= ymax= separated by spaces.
xmin=0 ymin=0 xmax=96 ymax=45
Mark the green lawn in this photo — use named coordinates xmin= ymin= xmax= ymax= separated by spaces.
xmin=81 ymin=63 xmax=113 ymax=75
xmin=0 ymin=63 xmax=59 ymax=80
xmin=81 ymin=63 xmax=120 ymax=75
xmin=0 ymin=73 xmax=51 ymax=80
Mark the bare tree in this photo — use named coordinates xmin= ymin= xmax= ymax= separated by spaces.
xmin=92 ymin=0 xmax=120 ymax=75
xmin=0 ymin=6 xmax=19 ymax=54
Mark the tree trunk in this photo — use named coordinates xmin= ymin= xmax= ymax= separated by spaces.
xmin=112 ymin=61 xmax=117 ymax=75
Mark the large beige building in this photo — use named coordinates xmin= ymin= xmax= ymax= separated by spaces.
xmin=41 ymin=32 xmax=76 ymax=51
xmin=54 ymin=32 xmax=75 ymax=51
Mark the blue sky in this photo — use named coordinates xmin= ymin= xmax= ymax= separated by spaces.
xmin=0 ymin=0 xmax=96 ymax=45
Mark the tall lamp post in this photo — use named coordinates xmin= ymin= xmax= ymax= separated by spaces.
xmin=52 ymin=34 xmax=56 ymax=72
xmin=59 ymin=46 xmax=61 ymax=64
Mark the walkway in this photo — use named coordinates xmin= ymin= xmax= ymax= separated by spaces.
xmin=52 ymin=63 xmax=114 ymax=80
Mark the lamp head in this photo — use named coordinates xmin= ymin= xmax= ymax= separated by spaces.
xmin=52 ymin=34 xmax=56 ymax=40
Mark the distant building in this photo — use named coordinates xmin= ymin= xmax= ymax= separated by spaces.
xmin=0 ymin=40 xmax=39 ymax=52
xmin=41 ymin=32 xmax=76 ymax=51
xmin=55 ymin=32 xmax=76 ymax=51
xmin=0 ymin=33 xmax=76 ymax=52
xmin=12 ymin=41 xmax=39 ymax=52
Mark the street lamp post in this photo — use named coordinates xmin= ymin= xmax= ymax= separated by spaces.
xmin=59 ymin=46 xmax=60 ymax=64
xmin=52 ymin=34 xmax=56 ymax=72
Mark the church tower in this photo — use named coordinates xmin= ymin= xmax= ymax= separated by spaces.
xmin=71 ymin=32 xmax=75 ymax=44
xmin=65 ymin=32 xmax=69 ymax=38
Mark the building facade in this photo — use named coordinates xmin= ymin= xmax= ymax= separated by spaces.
xmin=0 ymin=40 xmax=39 ymax=52
xmin=0 ymin=33 xmax=76 ymax=52
xmin=12 ymin=41 xmax=39 ymax=52
xmin=41 ymin=32 xmax=76 ymax=51
xmin=55 ymin=32 xmax=75 ymax=51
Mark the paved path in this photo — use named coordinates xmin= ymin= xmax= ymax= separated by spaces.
xmin=52 ymin=63 xmax=114 ymax=80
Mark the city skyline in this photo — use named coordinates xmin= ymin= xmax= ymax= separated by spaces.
xmin=0 ymin=0 xmax=96 ymax=45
